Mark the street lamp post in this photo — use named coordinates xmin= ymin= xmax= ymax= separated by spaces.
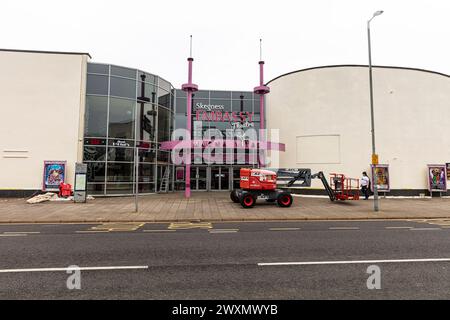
xmin=367 ymin=10 xmax=383 ymax=212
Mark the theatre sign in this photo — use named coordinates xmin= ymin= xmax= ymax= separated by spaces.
xmin=195 ymin=103 xmax=255 ymax=124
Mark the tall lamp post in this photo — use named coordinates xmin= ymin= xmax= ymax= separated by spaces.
xmin=367 ymin=10 xmax=383 ymax=212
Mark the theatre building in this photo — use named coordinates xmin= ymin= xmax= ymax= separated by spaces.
xmin=1 ymin=49 xmax=449 ymax=197
xmin=0 ymin=49 xmax=264 ymax=196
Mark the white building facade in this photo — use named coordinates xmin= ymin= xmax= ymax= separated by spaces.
xmin=0 ymin=50 xmax=89 ymax=196
xmin=266 ymin=65 xmax=450 ymax=195
xmin=1 ymin=49 xmax=449 ymax=197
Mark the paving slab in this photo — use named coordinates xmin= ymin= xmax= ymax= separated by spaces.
xmin=0 ymin=192 xmax=449 ymax=223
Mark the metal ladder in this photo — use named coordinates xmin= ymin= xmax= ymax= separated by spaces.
xmin=159 ymin=167 xmax=170 ymax=193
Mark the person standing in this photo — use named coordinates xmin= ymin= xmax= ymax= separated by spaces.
xmin=361 ymin=172 xmax=370 ymax=200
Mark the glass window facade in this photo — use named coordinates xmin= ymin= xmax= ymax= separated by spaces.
xmin=84 ymin=65 xmax=265 ymax=195
xmin=173 ymin=89 xmax=264 ymax=191
xmin=85 ymin=96 xmax=108 ymax=137
xmin=84 ymin=63 xmax=174 ymax=195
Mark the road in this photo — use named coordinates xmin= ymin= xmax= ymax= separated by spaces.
xmin=1 ymin=219 xmax=450 ymax=299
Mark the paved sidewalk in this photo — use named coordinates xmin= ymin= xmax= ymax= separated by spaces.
xmin=0 ymin=192 xmax=449 ymax=223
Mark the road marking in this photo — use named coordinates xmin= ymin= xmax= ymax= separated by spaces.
xmin=209 ymin=231 xmax=238 ymax=234
xmin=0 ymin=266 xmax=149 ymax=273
xmin=75 ymin=230 xmax=110 ymax=234
xmin=3 ymin=231 xmax=40 ymax=234
xmin=208 ymin=229 xmax=238 ymax=234
xmin=424 ymin=220 xmax=450 ymax=227
xmin=0 ymin=234 xmax=27 ymax=237
xmin=169 ymin=222 xmax=213 ymax=230
xmin=89 ymin=222 xmax=145 ymax=232
xmin=385 ymin=227 xmax=413 ymax=229
xmin=258 ymin=258 xmax=450 ymax=267
xmin=269 ymin=228 xmax=301 ymax=231
xmin=143 ymin=230 xmax=176 ymax=233
xmin=328 ymin=227 xmax=360 ymax=230
xmin=410 ymin=228 xmax=442 ymax=231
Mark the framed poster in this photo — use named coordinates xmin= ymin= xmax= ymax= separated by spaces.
xmin=371 ymin=164 xmax=390 ymax=192
xmin=446 ymin=163 xmax=450 ymax=181
xmin=175 ymin=167 xmax=185 ymax=181
xmin=427 ymin=164 xmax=447 ymax=192
xmin=43 ymin=161 xmax=66 ymax=191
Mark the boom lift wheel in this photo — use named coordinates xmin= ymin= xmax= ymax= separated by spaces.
xmin=240 ymin=193 xmax=256 ymax=208
xmin=230 ymin=189 xmax=240 ymax=203
xmin=277 ymin=192 xmax=293 ymax=207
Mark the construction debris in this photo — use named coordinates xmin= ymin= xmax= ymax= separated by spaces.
xmin=26 ymin=193 xmax=58 ymax=204
xmin=26 ymin=193 xmax=95 ymax=204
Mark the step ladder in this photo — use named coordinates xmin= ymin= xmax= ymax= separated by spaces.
xmin=159 ymin=167 xmax=170 ymax=193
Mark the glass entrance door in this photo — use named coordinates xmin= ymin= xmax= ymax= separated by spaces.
xmin=191 ymin=166 xmax=207 ymax=191
xmin=210 ymin=167 xmax=221 ymax=190
xmin=209 ymin=167 xmax=230 ymax=191
xmin=221 ymin=167 xmax=230 ymax=191
xmin=197 ymin=166 xmax=207 ymax=190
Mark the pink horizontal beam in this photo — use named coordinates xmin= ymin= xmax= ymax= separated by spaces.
xmin=160 ymin=140 xmax=285 ymax=152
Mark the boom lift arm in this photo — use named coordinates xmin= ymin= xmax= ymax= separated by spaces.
xmin=311 ymin=171 xmax=336 ymax=201
xmin=276 ymin=169 xmax=336 ymax=201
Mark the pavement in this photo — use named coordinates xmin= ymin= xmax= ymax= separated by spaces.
xmin=2 ymin=220 xmax=450 ymax=299
xmin=0 ymin=192 xmax=449 ymax=223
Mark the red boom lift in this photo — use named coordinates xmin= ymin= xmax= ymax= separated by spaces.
xmin=230 ymin=168 xmax=360 ymax=208
xmin=230 ymin=168 xmax=293 ymax=208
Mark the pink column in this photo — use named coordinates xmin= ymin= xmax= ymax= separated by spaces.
xmin=254 ymin=61 xmax=270 ymax=167
xmin=259 ymin=62 xmax=265 ymax=132
xmin=182 ymin=57 xmax=198 ymax=198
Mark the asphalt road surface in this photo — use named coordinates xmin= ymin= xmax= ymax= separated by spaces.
xmin=1 ymin=219 xmax=450 ymax=299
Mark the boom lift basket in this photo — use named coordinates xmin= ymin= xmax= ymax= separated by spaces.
xmin=329 ymin=173 xmax=360 ymax=200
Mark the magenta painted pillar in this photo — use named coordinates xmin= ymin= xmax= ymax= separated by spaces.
xmin=181 ymin=57 xmax=198 ymax=198
xmin=254 ymin=61 xmax=270 ymax=167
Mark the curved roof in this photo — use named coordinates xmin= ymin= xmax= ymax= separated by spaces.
xmin=267 ymin=64 xmax=450 ymax=85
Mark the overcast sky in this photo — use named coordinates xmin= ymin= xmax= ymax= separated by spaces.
xmin=1 ymin=0 xmax=449 ymax=90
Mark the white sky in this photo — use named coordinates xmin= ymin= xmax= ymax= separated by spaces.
xmin=1 ymin=0 xmax=449 ymax=90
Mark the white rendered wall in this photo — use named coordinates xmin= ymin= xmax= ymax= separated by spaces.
xmin=266 ymin=66 xmax=450 ymax=191
xmin=0 ymin=51 xmax=88 ymax=191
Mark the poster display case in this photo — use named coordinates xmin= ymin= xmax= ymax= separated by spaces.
xmin=43 ymin=161 xmax=66 ymax=191
xmin=370 ymin=164 xmax=390 ymax=193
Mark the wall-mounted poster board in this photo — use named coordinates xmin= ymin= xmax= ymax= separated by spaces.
xmin=370 ymin=164 xmax=390 ymax=192
xmin=427 ymin=164 xmax=447 ymax=192
xmin=446 ymin=163 xmax=450 ymax=181
xmin=43 ymin=161 xmax=66 ymax=191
